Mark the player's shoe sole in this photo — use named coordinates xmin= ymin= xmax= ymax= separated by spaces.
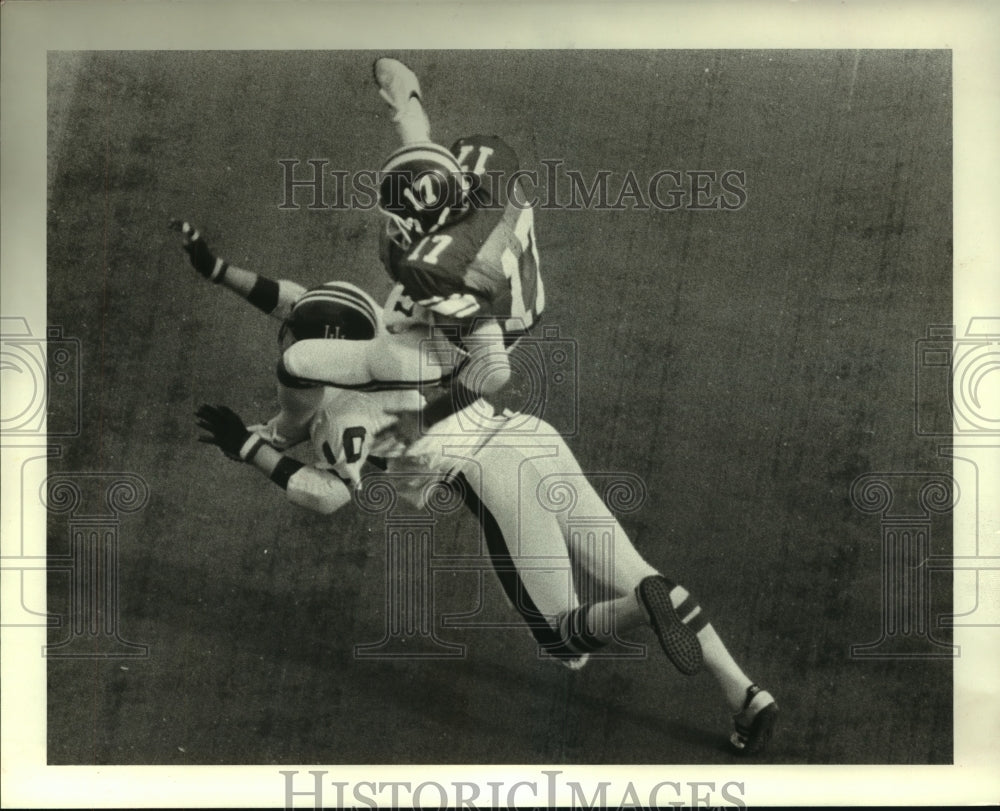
xmin=730 ymin=684 xmax=778 ymax=755
xmin=373 ymin=57 xmax=422 ymax=114
xmin=547 ymin=651 xmax=590 ymax=671
xmin=636 ymin=575 xmax=703 ymax=675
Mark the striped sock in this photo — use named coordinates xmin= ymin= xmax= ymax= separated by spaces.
xmin=667 ymin=583 xmax=755 ymax=710
xmin=556 ymin=605 xmax=609 ymax=655
xmin=670 ymin=586 xmax=710 ymax=634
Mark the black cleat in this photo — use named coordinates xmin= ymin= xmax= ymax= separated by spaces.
xmin=636 ymin=575 xmax=703 ymax=675
xmin=730 ymin=683 xmax=778 ymax=755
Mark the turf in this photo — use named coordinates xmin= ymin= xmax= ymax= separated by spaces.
xmin=46 ymin=50 xmax=952 ymax=765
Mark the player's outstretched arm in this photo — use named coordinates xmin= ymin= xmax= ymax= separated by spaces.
xmin=169 ymin=220 xmax=306 ymax=321
xmin=195 ymin=403 xmax=351 ymax=514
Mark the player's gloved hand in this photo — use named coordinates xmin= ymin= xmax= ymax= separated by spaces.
xmin=196 ymin=404 xmax=264 ymax=462
xmin=169 ymin=219 xmax=228 ymax=282
xmin=381 ymin=407 xmax=423 ymax=447
xmin=246 ymin=417 xmax=303 ymax=452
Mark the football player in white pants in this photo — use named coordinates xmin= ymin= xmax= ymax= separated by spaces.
xmin=176 ymin=225 xmax=778 ymax=754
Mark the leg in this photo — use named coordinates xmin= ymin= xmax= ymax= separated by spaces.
xmin=458 ymin=434 xmax=655 ymax=664
xmin=525 ymin=429 xmax=778 ymax=749
xmin=455 ymin=443 xmax=586 ymax=666
xmin=373 ymin=58 xmax=432 ymax=145
xmin=280 ymin=329 xmax=461 ymax=390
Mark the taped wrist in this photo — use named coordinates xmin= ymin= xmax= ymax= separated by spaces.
xmin=238 ymin=434 xmax=267 ymax=462
xmin=207 ymin=258 xmax=229 ymax=283
xmin=186 ymin=237 xmax=228 ymax=282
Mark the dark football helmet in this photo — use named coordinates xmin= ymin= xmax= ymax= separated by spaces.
xmin=377 ymin=141 xmax=471 ymax=247
xmin=279 ymin=281 xmax=379 ymax=347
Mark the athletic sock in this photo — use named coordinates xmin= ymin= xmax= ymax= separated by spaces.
xmin=664 ymin=583 xmax=753 ymax=710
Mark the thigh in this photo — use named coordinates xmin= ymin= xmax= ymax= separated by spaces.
xmin=283 ymin=330 xmax=457 ymax=388
xmin=457 ymin=442 xmax=578 ymax=630
xmin=527 ymin=432 xmax=658 ymax=597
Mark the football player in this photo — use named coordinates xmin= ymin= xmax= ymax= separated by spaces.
xmin=175 ymin=228 xmax=777 ymax=754
xmin=168 ymin=218 xmax=465 ymax=449
xmin=278 ymin=58 xmax=545 ymax=438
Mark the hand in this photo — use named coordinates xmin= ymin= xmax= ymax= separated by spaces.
xmin=377 ymin=408 xmax=423 ymax=447
xmin=169 ymin=219 xmax=224 ymax=280
xmin=196 ymin=403 xmax=254 ymax=461
xmin=246 ymin=416 xmax=304 ymax=452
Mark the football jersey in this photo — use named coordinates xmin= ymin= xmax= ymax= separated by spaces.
xmin=309 ymin=388 xmax=422 ymax=488
xmin=379 ymin=134 xmax=545 ymax=337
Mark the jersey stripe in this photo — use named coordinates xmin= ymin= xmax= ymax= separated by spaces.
xmin=425 ymin=292 xmax=482 ymax=318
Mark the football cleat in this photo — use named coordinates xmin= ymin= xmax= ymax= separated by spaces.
xmin=556 ymin=652 xmax=590 ymax=671
xmin=373 ymin=57 xmax=422 ymax=119
xmin=539 ymin=642 xmax=590 ymax=671
xmin=636 ymin=575 xmax=704 ymax=675
xmin=730 ymin=684 xmax=778 ymax=755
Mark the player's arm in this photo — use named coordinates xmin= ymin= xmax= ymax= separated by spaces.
xmin=170 ymin=220 xmax=305 ymax=321
xmin=420 ymin=315 xmax=510 ymax=428
xmin=195 ymin=404 xmax=352 ymax=515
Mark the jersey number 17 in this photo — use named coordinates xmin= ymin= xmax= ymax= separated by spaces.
xmin=502 ymin=206 xmax=544 ymax=332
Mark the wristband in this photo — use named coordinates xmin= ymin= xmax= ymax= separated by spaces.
xmin=246 ymin=276 xmax=280 ymax=313
xmin=208 ymin=258 xmax=229 ymax=283
xmin=270 ymin=457 xmax=305 ymax=489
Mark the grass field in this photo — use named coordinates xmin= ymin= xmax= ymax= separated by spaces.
xmin=45 ymin=49 xmax=953 ymax=765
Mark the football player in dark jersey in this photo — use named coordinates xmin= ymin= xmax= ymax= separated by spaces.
xmin=279 ymin=59 xmax=545 ymax=439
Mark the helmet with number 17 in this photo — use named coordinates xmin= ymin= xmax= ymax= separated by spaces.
xmin=378 ymin=142 xmax=472 ymax=248
xmin=279 ymin=281 xmax=380 ymax=348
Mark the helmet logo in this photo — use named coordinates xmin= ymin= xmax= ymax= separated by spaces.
xmin=403 ymin=172 xmax=441 ymax=211
xmin=377 ymin=144 xmax=472 ymax=245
